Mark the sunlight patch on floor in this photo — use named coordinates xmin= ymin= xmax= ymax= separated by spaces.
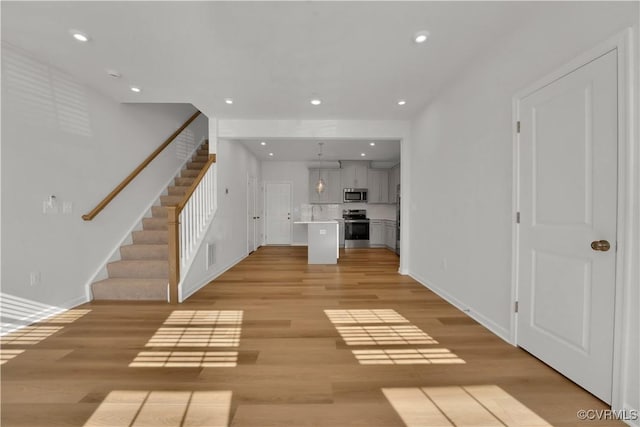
xmin=83 ymin=390 xmax=232 ymax=427
xmin=41 ymin=309 xmax=91 ymax=323
xmin=325 ymin=309 xmax=409 ymax=324
xmin=0 ymin=349 xmax=25 ymax=365
xmin=336 ymin=325 xmax=438 ymax=346
xmin=129 ymin=351 xmax=238 ymax=368
xmin=353 ymin=348 xmax=465 ymax=365
xmin=164 ymin=310 xmax=243 ymax=326
xmin=383 ymin=385 xmax=552 ymax=427
xmin=0 ymin=326 xmax=63 ymax=345
xmin=145 ymin=327 xmax=241 ymax=348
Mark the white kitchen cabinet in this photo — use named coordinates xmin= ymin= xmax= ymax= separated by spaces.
xmin=309 ymin=168 xmax=342 ymax=204
xmin=341 ymin=161 xmax=368 ymax=189
xmin=370 ymin=220 xmax=385 ymax=246
xmin=367 ymin=169 xmax=389 ymax=204
xmin=387 ymin=164 xmax=400 ymax=204
xmin=384 ymin=221 xmax=396 ymax=250
xmin=338 ymin=220 xmax=345 ymax=247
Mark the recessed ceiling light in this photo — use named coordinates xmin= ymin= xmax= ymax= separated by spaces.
xmin=225 ymin=98 xmax=233 ymax=105
xmin=414 ymin=31 xmax=430 ymax=44
xmin=369 ymin=142 xmax=376 ymax=146
xmin=310 ymin=99 xmax=322 ymax=106
xmin=360 ymin=153 xmax=366 ymax=157
xmin=70 ymin=30 xmax=90 ymax=42
xmin=260 ymin=141 xmax=267 ymax=146
xmin=130 ymin=86 xmax=141 ymax=93
xmin=397 ymin=99 xmax=407 ymax=106
xmin=269 ymin=152 xmax=274 ymax=157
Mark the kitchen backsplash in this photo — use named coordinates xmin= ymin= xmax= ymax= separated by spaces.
xmin=300 ymin=203 xmax=395 ymax=221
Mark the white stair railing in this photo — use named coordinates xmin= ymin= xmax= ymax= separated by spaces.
xmin=167 ymin=154 xmax=216 ymax=304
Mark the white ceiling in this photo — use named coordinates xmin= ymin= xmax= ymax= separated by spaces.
xmin=238 ymin=139 xmax=400 ymax=162
xmin=1 ymin=2 xmax=547 ymax=120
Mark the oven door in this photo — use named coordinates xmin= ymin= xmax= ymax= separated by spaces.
xmin=344 ymin=221 xmax=370 ymax=248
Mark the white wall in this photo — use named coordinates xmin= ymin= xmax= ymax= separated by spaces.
xmin=407 ymin=1 xmax=638 ymax=419
xmin=180 ymin=139 xmax=261 ymax=298
xmin=1 ymin=42 xmax=204 ymax=311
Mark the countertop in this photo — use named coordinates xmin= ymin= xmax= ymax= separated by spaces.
xmin=294 ymin=220 xmax=339 ymax=224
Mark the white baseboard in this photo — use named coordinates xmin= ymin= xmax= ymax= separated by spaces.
xmin=409 ymin=270 xmax=512 ymax=344
xmin=180 ymin=253 xmax=248 ymax=302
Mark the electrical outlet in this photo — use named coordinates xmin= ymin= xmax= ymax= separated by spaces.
xmin=30 ymin=272 xmax=41 ymax=286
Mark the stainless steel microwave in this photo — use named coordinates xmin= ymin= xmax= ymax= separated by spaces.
xmin=343 ymin=188 xmax=368 ymax=203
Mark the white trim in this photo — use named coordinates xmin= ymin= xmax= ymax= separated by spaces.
xmin=409 ymin=271 xmax=511 ymax=343
xmin=82 ymin=137 xmax=205 ymax=300
xmin=180 ymin=253 xmax=247 ymax=301
xmin=511 ymin=28 xmax=635 ymax=412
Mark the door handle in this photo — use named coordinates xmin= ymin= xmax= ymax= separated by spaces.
xmin=591 ymin=240 xmax=611 ymax=252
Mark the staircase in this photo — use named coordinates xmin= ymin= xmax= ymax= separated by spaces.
xmin=91 ymin=141 xmax=209 ymax=300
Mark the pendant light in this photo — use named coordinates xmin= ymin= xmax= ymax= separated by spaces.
xmin=316 ymin=142 xmax=325 ymax=194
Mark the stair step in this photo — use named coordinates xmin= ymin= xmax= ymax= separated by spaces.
xmin=174 ymin=177 xmax=195 ymax=187
xmin=107 ymin=260 xmax=168 ymax=279
xmin=192 ymin=155 xmax=209 ymax=163
xmin=187 ymin=161 xmax=206 ymax=170
xmin=120 ymin=244 xmax=168 ymax=260
xmin=142 ymin=217 xmax=168 ymax=230
xmin=196 ymin=150 xmax=209 ymax=156
xmin=92 ymin=278 xmax=167 ymax=301
xmin=160 ymin=195 xmax=182 ymax=206
xmin=133 ymin=229 xmax=167 ymax=244
xmin=151 ymin=206 xmax=168 ymax=218
xmin=168 ymin=185 xmax=190 ymax=196
xmin=181 ymin=169 xmax=199 ymax=178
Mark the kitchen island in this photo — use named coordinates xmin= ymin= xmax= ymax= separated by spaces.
xmin=293 ymin=220 xmax=339 ymax=264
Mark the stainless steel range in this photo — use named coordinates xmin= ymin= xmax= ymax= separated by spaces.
xmin=343 ymin=209 xmax=369 ymax=248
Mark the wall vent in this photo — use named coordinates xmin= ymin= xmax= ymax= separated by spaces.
xmin=206 ymin=243 xmax=216 ymax=269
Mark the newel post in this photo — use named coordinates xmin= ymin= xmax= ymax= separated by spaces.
xmin=167 ymin=206 xmax=180 ymax=304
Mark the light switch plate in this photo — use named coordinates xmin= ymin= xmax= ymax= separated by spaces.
xmin=63 ymin=201 xmax=73 ymax=214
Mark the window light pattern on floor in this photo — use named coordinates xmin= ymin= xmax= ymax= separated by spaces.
xmin=41 ymin=309 xmax=91 ymax=323
xmin=336 ymin=325 xmax=438 ymax=346
xmin=164 ymin=310 xmax=243 ymax=326
xmin=353 ymin=348 xmax=465 ymax=365
xmin=383 ymin=385 xmax=552 ymax=427
xmin=0 ymin=349 xmax=25 ymax=365
xmin=145 ymin=327 xmax=241 ymax=347
xmin=0 ymin=326 xmax=63 ymax=345
xmin=130 ymin=351 xmax=238 ymax=368
xmin=324 ymin=309 xmax=409 ymax=324
xmin=83 ymin=390 xmax=232 ymax=427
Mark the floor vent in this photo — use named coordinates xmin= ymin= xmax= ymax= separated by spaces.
xmin=206 ymin=243 xmax=216 ymax=269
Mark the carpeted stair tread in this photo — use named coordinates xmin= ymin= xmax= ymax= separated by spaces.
xmin=132 ymin=229 xmax=168 ymax=244
xmin=142 ymin=217 xmax=168 ymax=230
xmin=168 ymin=185 xmax=190 ymax=196
xmin=107 ymin=260 xmax=168 ymax=279
xmin=120 ymin=244 xmax=168 ymax=260
xmin=92 ymin=278 xmax=167 ymax=301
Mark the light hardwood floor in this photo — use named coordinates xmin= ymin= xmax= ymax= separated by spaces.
xmin=1 ymin=247 xmax=619 ymax=426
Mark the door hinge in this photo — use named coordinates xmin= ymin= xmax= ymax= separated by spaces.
xmin=514 ymin=301 xmax=519 ymax=313
xmin=516 ymin=121 xmax=521 ymax=133
xmin=516 ymin=212 xmax=520 ymax=224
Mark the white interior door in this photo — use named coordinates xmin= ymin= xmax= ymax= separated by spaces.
xmin=247 ymin=176 xmax=257 ymax=253
xmin=517 ymin=50 xmax=618 ymax=403
xmin=265 ymin=182 xmax=291 ymax=245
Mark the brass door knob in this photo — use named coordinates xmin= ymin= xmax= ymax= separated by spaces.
xmin=591 ymin=240 xmax=611 ymax=252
